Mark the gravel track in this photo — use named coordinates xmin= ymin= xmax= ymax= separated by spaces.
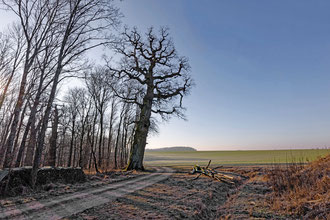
xmin=0 ymin=167 xmax=173 ymax=220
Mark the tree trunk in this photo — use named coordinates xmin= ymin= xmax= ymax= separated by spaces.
xmin=15 ymin=96 xmax=40 ymax=167
xmin=114 ymin=120 xmax=121 ymax=169
xmin=78 ymin=117 xmax=87 ymax=168
xmin=3 ymin=106 xmax=24 ymax=168
xmin=120 ymin=122 xmax=126 ymax=167
xmin=0 ymin=67 xmax=17 ymax=111
xmin=5 ymin=100 xmax=28 ymax=167
xmin=57 ymin=126 xmax=67 ymax=167
xmin=87 ymin=125 xmax=93 ymax=170
xmin=15 ymin=63 xmax=47 ymax=167
xmin=126 ymin=88 xmax=153 ymax=171
xmin=11 ymin=108 xmax=27 ymax=167
xmin=68 ymin=115 xmax=76 ymax=167
xmin=0 ymin=112 xmax=14 ymax=168
xmin=106 ymin=100 xmax=115 ymax=169
xmin=46 ymin=106 xmax=59 ymax=167
xmin=15 ymin=112 xmax=34 ymax=167
xmin=3 ymin=43 xmax=33 ymax=168
xmin=31 ymin=60 xmax=63 ymax=187
xmin=24 ymin=119 xmax=41 ymax=166
xmin=98 ymin=113 xmax=103 ymax=168
xmin=88 ymin=113 xmax=97 ymax=170
xmin=73 ymin=142 xmax=77 ymax=167
xmin=115 ymin=103 xmax=126 ymax=169
xmin=91 ymin=143 xmax=100 ymax=173
xmin=123 ymin=125 xmax=129 ymax=165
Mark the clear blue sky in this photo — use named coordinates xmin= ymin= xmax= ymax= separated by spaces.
xmin=1 ymin=1 xmax=330 ymax=150
xmin=119 ymin=0 xmax=330 ymax=150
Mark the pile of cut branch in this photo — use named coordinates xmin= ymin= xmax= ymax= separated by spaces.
xmin=189 ymin=160 xmax=235 ymax=184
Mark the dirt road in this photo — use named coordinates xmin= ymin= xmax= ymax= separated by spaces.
xmin=0 ymin=167 xmax=173 ymax=220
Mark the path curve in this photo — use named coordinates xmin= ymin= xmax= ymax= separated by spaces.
xmin=0 ymin=167 xmax=173 ymax=220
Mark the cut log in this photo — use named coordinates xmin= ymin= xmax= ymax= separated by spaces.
xmin=0 ymin=167 xmax=86 ymax=196
xmin=0 ymin=170 xmax=9 ymax=182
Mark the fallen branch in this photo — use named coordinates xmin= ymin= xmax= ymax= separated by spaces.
xmin=190 ymin=160 xmax=235 ymax=184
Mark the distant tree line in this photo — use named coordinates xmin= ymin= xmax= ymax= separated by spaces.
xmin=146 ymin=147 xmax=197 ymax=152
xmin=0 ymin=0 xmax=193 ymax=186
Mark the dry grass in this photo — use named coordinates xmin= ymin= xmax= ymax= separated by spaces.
xmin=267 ymin=154 xmax=330 ymax=219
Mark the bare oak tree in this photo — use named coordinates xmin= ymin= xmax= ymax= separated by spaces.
xmin=109 ymin=27 xmax=193 ymax=170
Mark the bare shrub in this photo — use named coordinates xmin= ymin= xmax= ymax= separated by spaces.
xmin=267 ymin=154 xmax=330 ymax=219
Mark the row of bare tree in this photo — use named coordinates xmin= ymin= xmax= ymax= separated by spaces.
xmin=0 ymin=0 xmax=193 ymax=186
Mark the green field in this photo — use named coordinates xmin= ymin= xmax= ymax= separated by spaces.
xmin=144 ymin=149 xmax=329 ymax=166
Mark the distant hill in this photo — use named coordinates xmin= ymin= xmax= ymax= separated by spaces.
xmin=146 ymin=146 xmax=197 ymax=152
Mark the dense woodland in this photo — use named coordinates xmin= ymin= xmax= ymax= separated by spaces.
xmin=0 ymin=0 xmax=192 ymax=185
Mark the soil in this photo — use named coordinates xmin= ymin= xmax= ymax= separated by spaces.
xmin=68 ymin=166 xmax=293 ymax=220
xmin=0 ymin=166 xmax=298 ymax=220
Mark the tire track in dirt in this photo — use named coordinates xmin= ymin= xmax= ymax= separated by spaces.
xmin=0 ymin=167 xmax=173 ymax=220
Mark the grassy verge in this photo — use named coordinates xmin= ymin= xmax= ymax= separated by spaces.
xmin=266 ymin=154 xmax=330 ymax=219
